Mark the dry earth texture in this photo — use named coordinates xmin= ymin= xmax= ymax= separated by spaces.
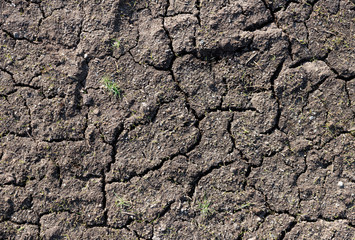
xmin=0 ymin=0 xmax=355 ymax=239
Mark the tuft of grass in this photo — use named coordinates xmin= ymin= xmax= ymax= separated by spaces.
xmin=114 ymin=193 xmax=131 ymax=209
xmin=101 ymin=75 xmax=122 ymax=98
xmin=198 ymin=198 xmax=214 ymax=217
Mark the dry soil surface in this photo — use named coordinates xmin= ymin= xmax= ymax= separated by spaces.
xmin=1 ymin=0 xmax=355 ymax=239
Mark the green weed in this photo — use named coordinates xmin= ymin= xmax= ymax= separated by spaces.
xmin=198 ymin=198 xmax=214 ymax=217
xmin=114 ymin=193 xmax=131 ymax=209
xmin=112 ymin=38 xmax=120 ymax=49
xmin=101 ymin=75 xmax=122 ymax=98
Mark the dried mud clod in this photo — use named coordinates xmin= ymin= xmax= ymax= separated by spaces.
xmin=0 ymin=0 xmax=354 ymax=239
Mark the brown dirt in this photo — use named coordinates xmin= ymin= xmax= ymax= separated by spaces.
xmin=0 ymin=0 xmax=354 ymax=239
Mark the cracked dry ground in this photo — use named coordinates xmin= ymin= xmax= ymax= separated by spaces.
xmin=0 ymin=0 xmax=355 ymax=239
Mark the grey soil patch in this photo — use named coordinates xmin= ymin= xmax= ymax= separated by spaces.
xmin=1 ymin=0 xmax=354 ymax=239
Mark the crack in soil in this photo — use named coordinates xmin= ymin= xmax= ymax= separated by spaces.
xmin=261 ymin=59 xmax=285 ymax=134
xmin=187 ymin=149 xmax=241 ymax=200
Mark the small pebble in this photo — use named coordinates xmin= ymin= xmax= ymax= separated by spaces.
xmin=92 ymin=108 xmax=100 ymax=115
xmin=337 ymin=181 xmax=344 ymax=188
xmin=5 ymin=175 xmax=15 ymax=184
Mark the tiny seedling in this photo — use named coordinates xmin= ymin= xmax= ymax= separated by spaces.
xmin=112 ymin=38 xmax=120 ymax=49
xmin=235 ymin=202 xmax=252 ymax=212
xmin=101 ymin=75 xmax=122 ymax=98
